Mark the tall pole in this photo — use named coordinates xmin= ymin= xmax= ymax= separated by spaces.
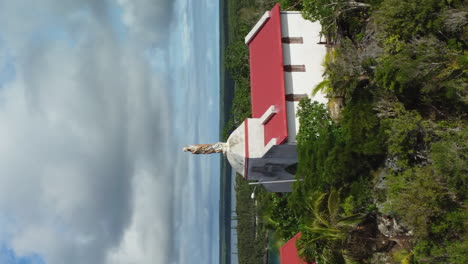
xmin=248 ymin=179 xmax=303 ymax=185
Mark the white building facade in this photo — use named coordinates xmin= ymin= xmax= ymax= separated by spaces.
xmin=279 ymin=11 xmax=328 ymax=143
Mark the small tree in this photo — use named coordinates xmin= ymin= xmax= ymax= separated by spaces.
xmin=279 ymin=0 xmax=304 ymax=10
xmin=296 ymin=188 xmax=363 ymax=264
xmin=225 ymin=40 xmax=249 ymax=82
xmin=302 ymin=0 xmax=371 ymax=40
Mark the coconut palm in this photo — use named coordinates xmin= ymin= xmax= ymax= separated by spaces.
xmin=296 ymin=188 xmax=363 ymax=264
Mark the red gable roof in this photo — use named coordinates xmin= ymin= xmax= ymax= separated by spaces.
xmin=280 ymin=233 xmax=314 ymax=264
xmin=248 ymin=3 xmax=288 ymax=145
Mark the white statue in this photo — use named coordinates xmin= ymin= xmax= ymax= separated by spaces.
xmin=183 ymin=142 xmax=228 ymax=155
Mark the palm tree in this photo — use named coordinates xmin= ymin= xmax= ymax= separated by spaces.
xmin=296 ymin=188 xmax=363 ymax=264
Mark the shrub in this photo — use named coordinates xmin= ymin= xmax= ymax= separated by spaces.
xmin=225 ymin=40 xmax=249 ymax=82
xmin=375 ymin=0 xmax=446 ymax=41
xmin=262 ymin=194 xmax=300 ymax=241
xmin=446 ymin=238 xmax=468 ymax=264
xmin=301 ymin=0 xmax=374 ymax=41
xmin=384 ymin=166 xmax=452 ymax=238
xmin=235 ymin=174 xmax=270 ymax=264
xmin=375 ymin=36 xmax=468 ymax=112
xmin=295 ymin=96 xmax=384 ymax=191
xmin=295 ymin=99 xmax=343 ymax=189
xmin=321 ymin=39 xmax=363 ymax=100
xmin=296 ymin=99 xmax=334 ymax=144
xmin=380 ymin=106 xmax=430 ymax=168
xmin=340 ymin=94 xmax=385 ymax=156
xmin=279 ymin=0 xmax=303 ymax=10
xmin=344 ymin=177 xmax=374 ymax=214
xmin=430 ymin=125 xmax=468 ymax=198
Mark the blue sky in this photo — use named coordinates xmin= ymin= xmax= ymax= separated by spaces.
xmin=0 ymin=0 xmax=220 ymax=263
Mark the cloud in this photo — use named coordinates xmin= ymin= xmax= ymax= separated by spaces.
xmin=116 ymin=0 xmax=175 ymax=46
xmin=107 ymin=169 xmax=173 ymax=264
xmin=0 ymin=0 xmax=179 ymax=263
xmin=0 ymin=244 xmax=45 ymax=264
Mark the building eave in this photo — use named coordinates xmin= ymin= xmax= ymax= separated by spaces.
xmin=244 ymin=11 xmax=271 ymax=45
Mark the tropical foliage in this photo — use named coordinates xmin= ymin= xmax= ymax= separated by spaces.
xmin=234 ymin=174 xmax=271 ymax=264
xmin=291 ymin=0 xmax=467 ymax=262
xmin=297 ymin=188 xmax=363 ymax=264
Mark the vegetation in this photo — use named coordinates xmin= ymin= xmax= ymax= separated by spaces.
xmin=296 ymin=188 xmax=364 ymax=264
xmin=223 ymin=40 xmax=252 ymax=139
xmin=227 ymin=0 xmax=467 ymax=263
xmin=288 ymin=0 xmax=467 ymax=263
xmin=235 ymin=175 xmax=270 ymax=264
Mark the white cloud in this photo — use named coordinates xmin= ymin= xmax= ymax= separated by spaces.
xmin=0 ymin=0 xmax=220 ymax=262
xmin=107 ymin=169 xmax=172 ymax=264
xmin=0 ymin=0 xmax=180 ymax=263
xmin=116 ymin=0 xmax=175 ymax=46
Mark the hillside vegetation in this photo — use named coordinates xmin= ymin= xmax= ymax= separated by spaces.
xmin=226 ymin=0 xmax=467 ymax=263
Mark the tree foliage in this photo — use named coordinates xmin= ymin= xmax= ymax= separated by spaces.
xmin=300 ymin=0 xmax=374 ymax=41
xmin=235 ymin=174 xmax=270 ymax=264
xmin=288 ymin=0 xmax=467 ymax=262
xmin=294 ymin=94 xmax=384 ymax=194
xmin=262 ymin=194 xmax=300 ymax=241
xmin=297 ymin=188 xmax=364 ymax=264
xmin=375 ymin=36 xmax=468 ymax=113
xmin=375 ymin=0 xmax=465 ymax=41
xmin=279 ymin=0 xmax=304 ymax=10
xmin=225 ymin=41 xmax=250 ymax=82
xmin=430 ymin=125 xmax=468 ymax=198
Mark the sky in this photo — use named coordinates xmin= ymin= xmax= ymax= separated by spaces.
xmin=0 ymin=0 xmax=220 ymax=263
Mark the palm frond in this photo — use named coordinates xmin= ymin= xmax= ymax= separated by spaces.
xmin=327 ymin=187 xmax=341 ymax=223
xmin=311 ymin=192 xmax=326 ymax=212
xmin=300 ymin=189 xmax=365 ymax=264
xmin=311 ymin=192 xmax=330 ymax=226
xmin=298 ymin=234 xmax=334 ymax=243
xmin=336 ymin=214 xmax=364 ymax=228
xmin=321 ymin=243 xmax=341 ymax=264
xmin=313 ymin=79 xmax=332 ymax=95
xmin=401 ymin=252 xmax=414 ymax=264
xmin=342 ymin=249 xmax=360 ymax=264
xmin=302 ymin=226 xmax=344 ymax=241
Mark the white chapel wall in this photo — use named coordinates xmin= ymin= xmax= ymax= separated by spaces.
xmin=247 ymin=118 xmax=267 ymax=158
xmin=280 ymin=12 xmax=327 ymax=143
xmin=226 ymin=121 xmax=246 ymax=176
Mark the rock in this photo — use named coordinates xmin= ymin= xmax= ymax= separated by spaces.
xmin=374 ymin=167 xmax=388 ymax=190
xmin=328 ymin=97 xmax=344 ymax=120
xmin=373 ymin=156 xmax=402 ymax=194
xmin=377 ymin=214 xmax=410 ymax=238
xmin=369 ymin=252 xmax=392 ymax=264
xmin=385 ymin=156 xmax=401 ymax=172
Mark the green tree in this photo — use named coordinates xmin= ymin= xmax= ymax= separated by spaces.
xmin=262 ymin=194 xmax=300 ymax=241
xmin=301 ymin=0 xmax=372 ymax=39
xmin=430 ymin=125 xmax=468 ymax=198
xmin=225 ymin=40 xmax=250 ymax=82
xmin=279 ymin=0 xmax=304 ymax=9
xmin=297 ymin=188 xmax=363 ymax=264
xmin=302 ymin=0 xmax=371 ymax=22
xmin=375 ymin=0 xmax=462 ymax=41
xmin=375 ymin=36 xmax=467 ymax=113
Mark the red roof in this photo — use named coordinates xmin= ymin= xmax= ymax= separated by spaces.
xmin=248 ymin=4 xmax=288 ymax=145
xmin=280 ymin=233 xmax=314 ymax=264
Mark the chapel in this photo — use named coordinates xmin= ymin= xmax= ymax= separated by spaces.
xmin=185 ymin=3 xmax=327 ymax=192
